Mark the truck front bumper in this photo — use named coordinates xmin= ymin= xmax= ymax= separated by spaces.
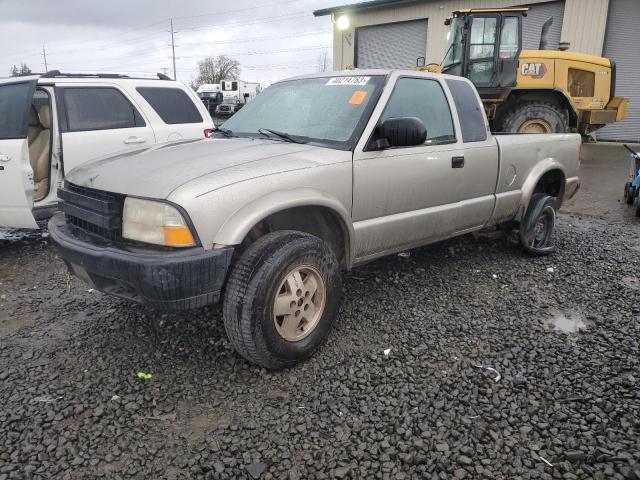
xmin=48 ymin=213 xmax=233 ymax=312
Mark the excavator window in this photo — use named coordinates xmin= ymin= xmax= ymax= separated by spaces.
xmin=500 ymin=17 xmax=519 ymax=59
xmin=467 ymin=16 xmax=498 ymax=85
xmin=441 ymin=12 xmax=522 ymax=91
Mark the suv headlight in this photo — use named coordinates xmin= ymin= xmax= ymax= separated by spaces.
xmin=122 ymin=197 xmax=195 ymax=247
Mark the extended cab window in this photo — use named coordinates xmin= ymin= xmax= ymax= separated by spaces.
xmin=136 ymin=87 xmax=203 ymax=125
xmin=380 ymin=78 xmax=455 ymax=145
xmin=445 ymin=79 xmax=488 ymax=142
xmin=62 ymin=88 xmax=145 ymax=132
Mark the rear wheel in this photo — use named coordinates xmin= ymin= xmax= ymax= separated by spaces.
xmin=624 ymin=182 xmax=635 ymax=205
xmin=500 ymin=102 xmax=569 ymax=134
xmin=520 ymin=193 xmax=557 ymax=255
xmin=223 ymin=231 xmax=342 ymax=369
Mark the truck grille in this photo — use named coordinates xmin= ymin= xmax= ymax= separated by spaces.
xmin=58 ymin=183 xmax=124 ymax=241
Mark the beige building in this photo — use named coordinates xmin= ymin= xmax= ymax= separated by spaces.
xmin=314 ymin=0 xmax=639 ymax=141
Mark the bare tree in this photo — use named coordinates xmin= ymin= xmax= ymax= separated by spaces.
xmin=9 ymin=63 xmax=32 ymax=77
xmin=317 ymin=50 xmax=330 ymax=72
xmin=191 ymin=56 xmax=240 ymax=90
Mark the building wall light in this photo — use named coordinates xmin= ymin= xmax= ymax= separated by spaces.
xmin=336 ymin=15 xmax=350 ymax=31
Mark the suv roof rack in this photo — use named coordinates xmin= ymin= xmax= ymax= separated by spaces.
xmin=40 ymin=70 xmax=173 ymax=81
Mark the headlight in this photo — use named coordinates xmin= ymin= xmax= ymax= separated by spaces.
xmin=122 ymin=197 xmax=195 ymax=247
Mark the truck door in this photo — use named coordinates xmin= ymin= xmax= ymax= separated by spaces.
xmin=55 ymin=85 xmax=156 ymax=174
xmin=352 ymin=76 xmax=464 ymax=259
xmin=0 ymin=79 xmax=39 ymax=228
xmin=445 ymin=79 xmax=499 ymax=232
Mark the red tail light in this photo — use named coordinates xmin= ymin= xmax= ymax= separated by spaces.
xmin=204 ymin=128 xmax=214 ymax=138
xmin=578 ymin=143 xmax=583 ymax=162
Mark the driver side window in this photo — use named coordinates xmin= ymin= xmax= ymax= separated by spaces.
xmin=380 ymin=78 xmax=456 ymax=145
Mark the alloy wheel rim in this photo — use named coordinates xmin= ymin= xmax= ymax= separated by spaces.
xmin=273 ymin=265 xmax=326 ymax=342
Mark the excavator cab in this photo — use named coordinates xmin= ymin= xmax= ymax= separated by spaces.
xmin=441 ymin=8 xmax=528 ymax=97
xmin=434 ymin=7 xmax=628 ymax=135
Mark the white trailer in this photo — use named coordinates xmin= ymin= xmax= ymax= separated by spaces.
xmin=196 ymin=84 xmax=224 ymax=114
xmin=221 ymin=80 xmax=261 ymax=103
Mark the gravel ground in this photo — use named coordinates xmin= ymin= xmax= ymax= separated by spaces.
xmin=0 ymin=214 xmax=639 ymax=480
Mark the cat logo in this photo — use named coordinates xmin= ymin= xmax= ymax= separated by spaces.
xmin=521 ymin=62 xmax=547 ymax=79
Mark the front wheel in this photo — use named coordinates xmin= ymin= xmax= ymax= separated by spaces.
xmin=223 ymin=231 xmax=342 ymax=369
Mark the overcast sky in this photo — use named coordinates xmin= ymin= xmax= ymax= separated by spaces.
xmin=0 ymin=0 xmax=348 ymax=86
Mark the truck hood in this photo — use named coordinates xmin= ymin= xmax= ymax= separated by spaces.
xmin=65 ymin=138 xmax=318 ymax=199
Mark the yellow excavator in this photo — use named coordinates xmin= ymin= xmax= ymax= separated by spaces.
xmin=419 ymin=8 xmax=628 ymax=135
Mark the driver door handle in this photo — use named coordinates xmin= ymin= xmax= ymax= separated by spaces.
xmin=452 ymin=156 xmax=465 ymax=168
xmin=0 ymin=154 xmax=11 ymax=162
xmin=123 ymin=137 xmax=146 ymax=145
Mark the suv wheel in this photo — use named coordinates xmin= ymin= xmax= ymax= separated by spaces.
xmin=223 ymin=231 xmax=342 ymax=369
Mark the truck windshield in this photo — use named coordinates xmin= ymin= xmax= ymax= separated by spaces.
xmin=443 ymin=17 xmax=464 ymax=67
xmin=218 ymin=75 xmax=384 ymax=148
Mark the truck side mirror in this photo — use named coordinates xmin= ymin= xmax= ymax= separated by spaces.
xmin=371 ymin=117 xmax=427 ymax=150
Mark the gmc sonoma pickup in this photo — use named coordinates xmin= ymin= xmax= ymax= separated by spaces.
xmin=49 ymin=70 xmax=580 ymax=369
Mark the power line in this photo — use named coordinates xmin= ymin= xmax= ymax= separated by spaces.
xmin=171 ymin=0 xmax=300 ymax=23
xmin=178 ymin=12 xmax=310 ymax=33
xmin=0 ymin=20 xmax=168 ymax=61
xmin=56 ymin=45 xmax=329 ymax=70
xmin=42 ymin=9 xmax=315 ymax=73
xmin=0 ymin=1 xmax=313 ymax=60
xmin=178 ymin=45 xmax=331 ymax=59
xmin=179 ymin=30 xmax=328 ymax=48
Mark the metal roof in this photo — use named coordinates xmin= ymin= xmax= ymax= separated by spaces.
xmin=313 ymin=0 xmax=422 ymax=17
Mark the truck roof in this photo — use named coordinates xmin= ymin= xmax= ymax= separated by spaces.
xmin=280 ymin=69 xmax=470 ymax=83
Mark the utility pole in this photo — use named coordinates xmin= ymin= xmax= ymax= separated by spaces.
xmin=170 ymin=19 xmax=177 ymax=80
xmin=41 ymin=45 xmax=48 ymax=72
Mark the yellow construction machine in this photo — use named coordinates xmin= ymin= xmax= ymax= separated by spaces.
xmin=419 ymin=8 xmax=628 ymax=135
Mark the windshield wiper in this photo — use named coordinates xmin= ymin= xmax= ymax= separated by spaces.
xmin=258 ymin=128 xmax=306 ymax=144
xmin=216 ymin=127 xmax=236 ymax=138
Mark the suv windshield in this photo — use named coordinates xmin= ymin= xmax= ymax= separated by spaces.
xmin=218 ymin=75 xmax=384 ymax=148
xmin=443 ymin=17 xmax=464 ymax=67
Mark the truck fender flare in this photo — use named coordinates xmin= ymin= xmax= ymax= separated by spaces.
xmin=213 ymin=188 xmax=355 ymax=265
xmin=516 ymin=159 xmax=566 ymax=221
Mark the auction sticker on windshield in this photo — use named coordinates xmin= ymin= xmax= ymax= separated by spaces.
xmin=326 ymin=76 xmax=370 ymax=86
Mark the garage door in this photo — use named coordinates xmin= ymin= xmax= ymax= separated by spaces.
xmin=356 ymin=19 xmax=428 ymax=69
xmin=522 ymin=1 xmax=565 ymax=51
xmin=596 ymin=0 xmax=640 ymax=142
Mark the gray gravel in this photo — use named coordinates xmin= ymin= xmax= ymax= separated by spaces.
xmin=1 ymin=214 xmax=639 ymax=479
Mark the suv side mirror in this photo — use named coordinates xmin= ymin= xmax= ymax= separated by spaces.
xmin=371 ymin=117 xmax=427 ymax=150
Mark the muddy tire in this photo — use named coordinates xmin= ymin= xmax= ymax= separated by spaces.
xmin=519 ymin=193 xmax=557 ymax=255
xmin=500 ymin=102 xmax=569 ymax=134
xmin=222 ymin=231 xmax=342 ymax=369
xmin=624 ymin=182 xmax=635 ymax=205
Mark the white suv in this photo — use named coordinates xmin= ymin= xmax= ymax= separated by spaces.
xmin=0 ymin=71 xmax=214 ymax=229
